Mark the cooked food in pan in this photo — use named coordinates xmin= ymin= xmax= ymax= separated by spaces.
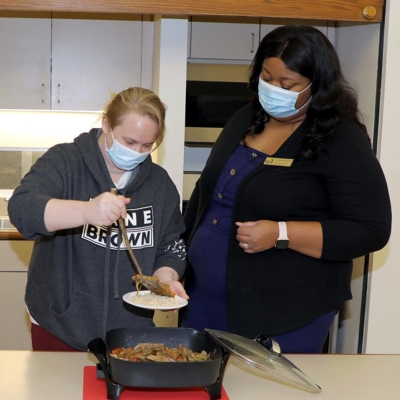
xmin=111 ymin=343 xmax=210 ymax=362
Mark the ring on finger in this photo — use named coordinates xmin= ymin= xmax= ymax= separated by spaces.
xmin=244 ymin=243 xmax=249 ymax=250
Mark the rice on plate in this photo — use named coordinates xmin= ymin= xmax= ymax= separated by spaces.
xmin=131 ymin=291 xmax=177 ymax=307
xmin=123 ymin=290 xmax=188 ymax=310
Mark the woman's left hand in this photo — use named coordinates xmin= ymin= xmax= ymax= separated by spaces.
xmin=157 ymin=280 xmax=188 ymax=314
xmin=235 ymin=220 xmax=278 ymax=253
xmin=164 ymin=280 xmax=188 ymax=300
xmin=153 ymin=266 xmax=189 ymax=299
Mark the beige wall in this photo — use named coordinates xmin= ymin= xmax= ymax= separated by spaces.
xmin=365 ymin=0 xmax=400 ymax=353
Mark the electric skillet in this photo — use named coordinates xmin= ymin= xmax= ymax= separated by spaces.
xmin=87 ymin=327 xmax=321 ymax=400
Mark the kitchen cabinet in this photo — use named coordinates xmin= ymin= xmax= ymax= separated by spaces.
xmin=0 ymin=12 xmax=143 ymax=110
xmin=260 ymin=18 xmax=332 ymax=39
xmin=51 ymin=13 xmax=143 ymax=111
xmin=0 ymin=240 xmax=33 ymax=350
xmin=188 ymin=17 xmax=332 ymax=63
xmin=0 ymin=12 xmax=51 ymax=109
xmin=188 ymin=16 xmax=260 ymax=62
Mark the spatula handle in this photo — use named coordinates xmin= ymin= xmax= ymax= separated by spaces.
xmin=110 ymin=188 xmax=144 ymax=278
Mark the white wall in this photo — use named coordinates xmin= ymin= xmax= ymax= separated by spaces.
xmin=365 ymin=0 xmax=400 ymax=354
xmin=332 ymin=22 xmax=381 ymax=354
xmin=152 ymin=15 xmax=188 ymax=201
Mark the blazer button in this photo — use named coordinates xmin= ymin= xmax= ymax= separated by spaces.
xmin=230 ymin=169 xmax=236 ymax=176
xmin=212 ymin=218 xmax=218 ymax=225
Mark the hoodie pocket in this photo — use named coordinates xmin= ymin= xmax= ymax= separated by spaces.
xmin=50 ymin=289 xmax=103 ymax=349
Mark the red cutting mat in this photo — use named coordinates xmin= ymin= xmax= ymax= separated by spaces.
xmin=82 ymin=366 xmax=230 ymax=400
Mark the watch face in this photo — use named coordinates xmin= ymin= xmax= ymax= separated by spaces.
xmin=276 ymin=240 xmax=289 ymax=250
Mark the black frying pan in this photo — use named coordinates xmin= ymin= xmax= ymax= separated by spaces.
xmin=88 ymin=327 xmax=227 ymax=398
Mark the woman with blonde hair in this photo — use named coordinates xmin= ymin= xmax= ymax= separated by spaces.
xmin=9 ymin=87 xmax=188 ymax=351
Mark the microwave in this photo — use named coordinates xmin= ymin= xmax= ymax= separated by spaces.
xmin=183 ymin=63 xmax=252 ymax=207
xmin=185 ymin=63 xmax=253 ymax=146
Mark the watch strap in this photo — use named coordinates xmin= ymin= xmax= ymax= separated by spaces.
xmin=277 ymin=221 xmax=289 ymax=240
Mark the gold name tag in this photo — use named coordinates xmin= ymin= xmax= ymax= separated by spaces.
xmin=264 ymin=157 xmax=294 ymax=167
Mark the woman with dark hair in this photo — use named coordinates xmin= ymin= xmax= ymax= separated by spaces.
xmin=180 ymin=25 xmax=391 ymax=353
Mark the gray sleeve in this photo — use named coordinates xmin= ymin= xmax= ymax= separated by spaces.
xmin=8 ymin=146 xmax=68 ymax=239
xmin=152 ymin=179 xmax=187 ymax=279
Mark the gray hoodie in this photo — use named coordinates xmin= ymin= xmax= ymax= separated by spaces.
xmin=8 ymin=128 xmax=187 ymax=350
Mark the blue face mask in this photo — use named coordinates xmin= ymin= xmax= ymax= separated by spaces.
xmin=105 ymin=130 xmax=151 ymax=171
xmin=258 ymin=76 xmax=312 ymax=118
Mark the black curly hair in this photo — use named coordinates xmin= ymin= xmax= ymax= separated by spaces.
xmin=246 ymin=24 xmax=369 ymax=161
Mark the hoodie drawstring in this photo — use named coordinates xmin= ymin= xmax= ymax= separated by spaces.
xmin=102 ymin=226 xmax=112 ymax=339
xmin=113 ymin=227 xmax=122 ymax=299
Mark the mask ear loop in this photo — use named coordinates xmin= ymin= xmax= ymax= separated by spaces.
xmin=300 ymin=82 xmax=313 ymax=93
xmin=296 ymin=82 xmax=313 ymax=112
xmin=297 ymin=94 xmax=313 ymax=112
xmin=104 ymin=129 xmax=116 ymax=151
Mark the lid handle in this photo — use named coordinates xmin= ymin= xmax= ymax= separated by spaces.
xmin=253 ymin=335 xmax=282 ymax=356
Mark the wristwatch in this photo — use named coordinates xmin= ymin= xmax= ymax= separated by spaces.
xmin=275 ymin=221 xmax=289 ymax=250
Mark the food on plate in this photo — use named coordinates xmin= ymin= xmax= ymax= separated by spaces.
xmin=130 ymin=291 xmax=178 ymax=307
xmin=111 ymin=343 xmax=210 ymax=362
xmin=132 ymin=274 xmax=176 ymax=297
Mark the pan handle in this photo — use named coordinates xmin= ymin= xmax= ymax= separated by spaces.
xmin=87 ymin=338 xmax=125 ymax=400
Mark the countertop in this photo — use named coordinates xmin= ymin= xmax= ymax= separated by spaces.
xmin=0 ymin=230 xmax=24 ymax=240
xmin=0 ymin=351 xmax=399 ymax=399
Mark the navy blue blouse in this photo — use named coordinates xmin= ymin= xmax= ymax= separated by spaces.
xmin=182 ymin=143 xmax=267 ymax=331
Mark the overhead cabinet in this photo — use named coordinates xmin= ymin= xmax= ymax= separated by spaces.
xmin=51 ymin=13 xmax=142 ymax=111
xmin=188 ymin=16 xmax=260 ymax=62
xmin=0 ymin=12 xmax=143 ymax=110
xmin=188 ymin=17 xmax=332 ymax=63
xmin=0 ymin=12 xmax=51 ymax=110
xmin=260 ymin=18 xmax=332 ymax=39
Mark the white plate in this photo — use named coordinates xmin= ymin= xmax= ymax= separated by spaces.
xmin=123 ymin=290 xmax=188 ymax=311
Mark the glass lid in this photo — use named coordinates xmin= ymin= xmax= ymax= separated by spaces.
xmin=205 ymin=329 xmax=321 ymax=393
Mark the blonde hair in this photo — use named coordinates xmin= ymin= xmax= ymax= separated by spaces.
xmin=103 ymin=87 xmax=166 ymax=149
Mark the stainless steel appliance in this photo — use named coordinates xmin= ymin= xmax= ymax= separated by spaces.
xmin=185 ymin=63 xmax=252 ymax=146
xmin=183 ymin=63 xmax=252 ymax=207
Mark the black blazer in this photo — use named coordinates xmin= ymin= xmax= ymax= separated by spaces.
xmin=183 ymin=104 xmax=391 ymax=337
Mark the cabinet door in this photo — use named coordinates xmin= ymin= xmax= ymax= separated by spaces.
xmin=189 ymin=16 xmax=260 ymax=62
xmin=0 ymin=272 xmax=31 ymax=350
xmin=0 ymin=12 xmax=51 ymax=109
xmin=260 ymin=18 xmax=329 ymax=40
xmin=0 ymin=241 xmax=32 ymax=350
xmin=51 ymin=14 xmax=143 ymax=111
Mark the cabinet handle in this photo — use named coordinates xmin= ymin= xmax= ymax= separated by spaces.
xmin=57 ymin=84 xmax=61 ymax=104
xmin=251 ymin=33 xmax=255 ymax=53
xmin=41 ymin=84 xmax=45 ymax=103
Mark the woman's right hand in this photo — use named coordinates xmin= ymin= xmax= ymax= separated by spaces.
xmin=84 ymin=192 xmax=131 ymax=226
xmin=44 ymin=192 xmax=131 ymax=232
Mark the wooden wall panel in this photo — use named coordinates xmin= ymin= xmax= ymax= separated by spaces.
xmin=0 ymin=0 xmax=383 ymax=22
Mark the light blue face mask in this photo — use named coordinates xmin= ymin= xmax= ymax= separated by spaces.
xmin=105 ymin=130 xmax=151 ymax=171
xmin=258 ymin=76 xmax=312 ymax=118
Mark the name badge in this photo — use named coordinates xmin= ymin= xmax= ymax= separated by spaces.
xmin=264 ymin=157 xmax=294 ymax=167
